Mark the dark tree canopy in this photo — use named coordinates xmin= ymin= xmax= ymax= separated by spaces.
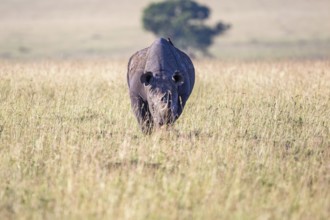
xmin=142 ymin=0 xmax=230 ymax=56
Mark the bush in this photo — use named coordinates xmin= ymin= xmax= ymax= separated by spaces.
xmin=142 ymin=0 xmax=230 ymax=56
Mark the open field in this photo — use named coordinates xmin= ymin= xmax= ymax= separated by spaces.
xmin=0 ymin=60 xmax=329 ymax=219
xmin=1 ymin=0 xmax=330 ymax=59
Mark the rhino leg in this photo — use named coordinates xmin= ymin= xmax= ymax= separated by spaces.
xmin=130 ymin=94 xmax=153 ymax=134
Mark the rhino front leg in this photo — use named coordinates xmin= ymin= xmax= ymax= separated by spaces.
xmin=130 ymin=94 xmax=153 ymax=133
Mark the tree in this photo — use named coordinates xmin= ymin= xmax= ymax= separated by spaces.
xmin=142 ymin=0 xmax=230 ymax=56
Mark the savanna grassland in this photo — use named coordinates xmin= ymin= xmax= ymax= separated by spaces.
xmin=0 ymin=60 xmax=329 ymax=219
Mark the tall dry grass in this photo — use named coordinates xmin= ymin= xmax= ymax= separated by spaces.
xmin=0 ymin=60 xmax=329 ymax=219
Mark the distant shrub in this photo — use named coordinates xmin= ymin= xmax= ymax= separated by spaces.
xmin=142 ymin=0 xmax=230 ymax=56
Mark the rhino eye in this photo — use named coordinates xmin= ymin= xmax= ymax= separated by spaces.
xmin=140 ymin=72 xmax=153 ymax=85
xmin=172 ymin=72 xmax=184 ymax=85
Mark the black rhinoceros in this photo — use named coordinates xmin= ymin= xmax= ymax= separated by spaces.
xmin=127 ymin=38 xmax=195 ymax=133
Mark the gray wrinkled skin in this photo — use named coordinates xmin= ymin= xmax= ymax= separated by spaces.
xmin=127 ymin=38 xmax=195 ymax=133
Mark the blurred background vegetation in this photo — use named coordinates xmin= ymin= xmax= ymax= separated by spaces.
xmin=0 ymin=0 xmax=329 ymax=60
xmin=142 ymin=0 xmax=231 ymax=57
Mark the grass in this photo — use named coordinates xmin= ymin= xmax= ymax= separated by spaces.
xmin=0 ymin=60 xmax=329 ymax=219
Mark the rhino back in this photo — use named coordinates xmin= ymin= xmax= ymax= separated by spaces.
xmin=145 ymin=38 xmax=195 ymax=96
xmin=144 ymin=38 xmax=179 ymax=75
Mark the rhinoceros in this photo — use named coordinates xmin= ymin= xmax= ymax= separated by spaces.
xmin=127 ymin=38 xmax=195 ymax=133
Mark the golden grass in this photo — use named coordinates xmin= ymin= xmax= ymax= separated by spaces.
xmin=0 ymin=60 xmax=329 ymax=219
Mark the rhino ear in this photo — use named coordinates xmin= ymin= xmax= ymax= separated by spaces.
xmin=172 ymin=71 xmax=184 ymax=85
xmin=140 ymin=72 xmax=153 ymax=86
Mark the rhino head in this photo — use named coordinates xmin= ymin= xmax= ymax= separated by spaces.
xmin=140 ymin=70 xmax=184 ymax=127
